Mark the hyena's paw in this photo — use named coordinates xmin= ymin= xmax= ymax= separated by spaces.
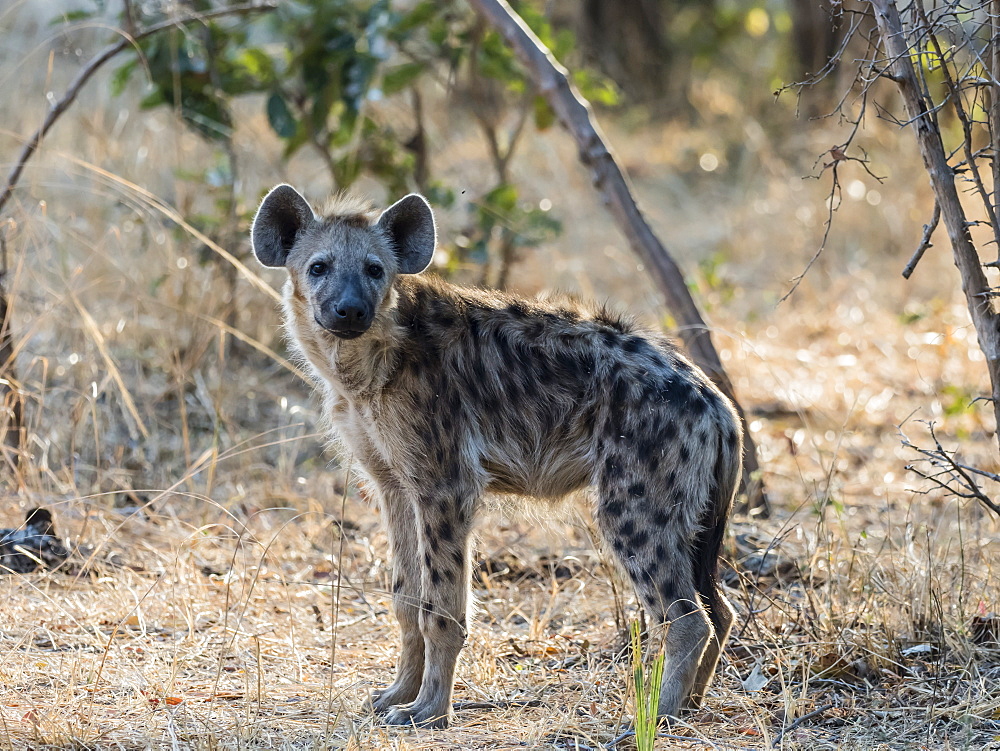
xmin=382 ymin=700 xmax=450 ymax=729
xmin=370 ymin=682 xmax=421 ymax=714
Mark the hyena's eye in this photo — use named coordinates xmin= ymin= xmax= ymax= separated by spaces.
xmin=309 ymin=261 xmax=328 ymax=277
xmin=367 ymin=263 xmax=384 ymax=280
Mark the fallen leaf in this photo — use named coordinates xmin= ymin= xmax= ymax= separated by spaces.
xmin=741 ymin=663 xmax=769 ymax=692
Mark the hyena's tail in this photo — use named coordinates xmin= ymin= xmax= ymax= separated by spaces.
xmin=691 ymin=409 xmax=742 ymax=640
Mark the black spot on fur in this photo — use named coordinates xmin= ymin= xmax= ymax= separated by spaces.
xmin=652 ymin=508 xmax=670 ymax=526
xmin=611 ymin=376 xmax=630 ymax=405
xmin=431 ymin=568 xmax=442 ymax=585
xmin=658 ymin=579 xmax=678 ymax=606
xmin=679 ymin=445 xmax=690 ymax=463
xmin=424 ymin=550 xmax=433 ymax=568
xmin=628 ymin=483 xmax=645 ymax=497
xmin=665 ymin=470 xmax=677 ymax=490
xmin=661 ymin=421 xmax=678 ymax=442
xmin=622 ymin=336 xmax=650 ymax=355
xmin=437 ymin=615 xmax=449 ymax=630
xmin=439 ymin=518 xmax=453 ymax=544
xmin=392 ymin=577 xmax=404 ymax=593
xmin=620 ymin=519 xmax=635 ymax=538
xmin=603 ymin=498 xmax=625 ymax=518
xmin=603 ymin=456 xmax=623 ymax=481
xmin=631 ymin=529 xmax=649 ymax=548
xmin=452 ymin=548 xmax=464 ymax=567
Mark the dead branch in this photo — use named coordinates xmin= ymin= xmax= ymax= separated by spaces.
xmin=902 ymin=201 xmax=941 ymax=278
xmin=900 ymin=422 xmax=1000 ymax=516
xmin=466 ymin=0 xmax=769 ymax=515
xmin=0 ymin=2 xmax=277 ymax=218
xmin=771 ymin=703 xmax=837 ymax=748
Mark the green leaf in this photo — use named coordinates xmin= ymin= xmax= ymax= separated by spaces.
xmin=266 ymin=92 xmax=297 ymax=139
xmin=235 ymin=48 xmax=276 ymax=84
xmin=572 ymin=69 xmax=619 ymax=107
xmin=533 ymin=94 xmax=555 ymax=131
xmin=483 ymin=183 xmax=518 ymax=213
xmin=111 ymin=60 xmax=138 ymax=97
xmin=382 ymin=62 xmax=424 ymax=96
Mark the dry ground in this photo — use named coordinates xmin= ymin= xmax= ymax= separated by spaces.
xmin=2 ymin=4 xmax=1000 ymax=749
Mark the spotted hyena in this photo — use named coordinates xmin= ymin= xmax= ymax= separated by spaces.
xmin=250 ymin=185 xmax=742 ymax=729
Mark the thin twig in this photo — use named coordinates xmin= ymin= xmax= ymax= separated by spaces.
xmin=0 ymin=2 xmax=277 ymax=217
xmin=771 ymin=703 xmax=835 ymax=748
xmin=902 ymin=201 xmax=941 ymax=278
xmin=452 ymin=699 xmax=543 ymax=710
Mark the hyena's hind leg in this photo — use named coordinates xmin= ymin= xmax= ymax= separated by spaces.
xmin=686 ymin=552 xmax=735 ymax=709
xmin=594 ymin=477 xmax=713 ymax=720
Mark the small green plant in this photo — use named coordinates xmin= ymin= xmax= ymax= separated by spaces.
xmin=630 ymin=619 xmax=665 ymax=751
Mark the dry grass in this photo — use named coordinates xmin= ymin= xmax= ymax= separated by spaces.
xmin=2 ymin=4 xmax=1000 ymax=749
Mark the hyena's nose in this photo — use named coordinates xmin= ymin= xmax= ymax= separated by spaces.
xmin=334 ymin=298 xmax=370 ymax=325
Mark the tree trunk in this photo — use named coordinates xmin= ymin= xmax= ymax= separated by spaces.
xmin=467 ymin=0 xmax=770 ymax=515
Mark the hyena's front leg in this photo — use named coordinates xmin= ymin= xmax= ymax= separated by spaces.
xmin=371 ymin=482 xmax=425 ymax=712
xmin=383 ymin=486 xmax=476 ymax=729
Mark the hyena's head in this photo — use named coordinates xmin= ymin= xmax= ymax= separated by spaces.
xmin=251 ymin=184 xmax=436 ymax=340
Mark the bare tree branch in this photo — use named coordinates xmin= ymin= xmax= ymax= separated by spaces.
xmin=902 ymin=201 xmax=941 ymax=278
xmin=0 ymin=2 xmax=277 ymax=218
xmin=466 ymin=0 xmax=769 ymax=515
xmin=900 ymin=422 xmax=1000 ymax=516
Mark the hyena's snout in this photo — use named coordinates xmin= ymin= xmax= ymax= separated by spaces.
xmin=315 ymin=282 xmax=375 ymax=339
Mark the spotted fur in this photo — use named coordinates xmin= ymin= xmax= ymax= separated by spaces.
xmin=251 ymin=185 xmax=742 ymax=728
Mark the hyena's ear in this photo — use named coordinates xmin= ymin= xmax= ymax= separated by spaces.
xmin=251 ymin=184 xmax=315 ymax=267
xmin=376 ymin=194 xmax=436 ymax=274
